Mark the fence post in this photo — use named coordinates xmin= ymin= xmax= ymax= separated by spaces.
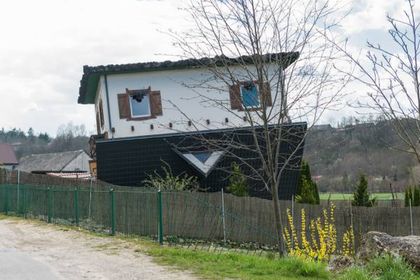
xmin=22 ymin=184 xmax=26 ymax=218
xmin=74 ymin=187 xmax=79 ymax=226
xmin=4 ymin=185 xmax=8 ymax=215
xmin=110 ymin=188 xmax=115 ymax=235
xmin=221 ymin=188 xmax=227 ymax=244
xmin=409 ymin=198 xmax=414 ymax=235
xmin=88 ymin=178 xmax=93 ymax=219
xmin=16 ymin=170 xmax=20 ymax=214
xmin=157 ymin=190 xmax=163 ymax=245
xmin=47 ymin=187 xmax=52 ymax=223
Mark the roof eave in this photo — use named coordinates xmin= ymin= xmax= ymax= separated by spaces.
xmin=77 ymin=52 xmax=300 ymax=105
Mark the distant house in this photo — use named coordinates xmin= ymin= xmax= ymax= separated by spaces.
xmin=0 ymin=143 xmax=18 ymax=170
xmin=17 ymin=150 xmax=92 ymax=179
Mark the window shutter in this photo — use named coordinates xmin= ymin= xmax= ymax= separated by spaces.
xmin=117 ymin=93 xmax=130 ymax=119
xmin=229 ymin=84 xmax=243 ymax=111
xmin=99 ymin=100 xmax=105 ymax=127
xmin=96 ymin=112 xmax=101 ymax=134
xmin=260 ymin=82 xmax=272 ymax=107
xmin=150 ymin=90 xmax=163 ymax=117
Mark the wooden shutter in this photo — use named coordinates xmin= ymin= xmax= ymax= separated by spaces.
xmin=96 ymin=112 xmax=101 ymax=134
xmin=260 ymin=82 xmax=272 ymax=107
xmin=117 ymin=93 xmax=130 ymax=119
xmin=150 ymin=90 xmax=163 ymax=117
xmin=229 ymin=84 xmax=243 ymax=111
xmin=99 ymin=100 xmax=105 ymax=127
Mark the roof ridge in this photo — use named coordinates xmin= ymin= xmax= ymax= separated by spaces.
xmin=59 ymin=150 xmax=84 ymax=172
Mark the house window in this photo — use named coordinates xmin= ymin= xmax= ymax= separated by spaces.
xmin=229 ymin=81 xmax=272 ymax=111
xmin=192 ymin=151 xmax=212 ymax=163
xmin=176 ymin=150 xmax=225 ymax=177
xmin=118 ymin=87 xmax=163 ymax=120
xmin=240 ymin=81 xmax=260 ymax=108
xmin=129 ymin=92 xmax=151 ymax=118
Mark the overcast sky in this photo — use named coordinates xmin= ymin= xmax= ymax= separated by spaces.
xmin=0 ymin=0 xmax=413 ymax=136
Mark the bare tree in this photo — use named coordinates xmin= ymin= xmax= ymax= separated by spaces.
xmin=170 ymin=0 xmax=348 ymax=255
xmin=335 ymin=0 xmax=420 ymax=163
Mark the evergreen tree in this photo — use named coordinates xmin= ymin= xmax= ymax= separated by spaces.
xmin=227 ymin=162 xmax=248 ymax=197
xmin=352 ymin=174 xmax=375 ymax=207
xmin=405 ymin=186 xmax=420 ymax=207
xmin=296 ymin=161 xmax=320 ymax=204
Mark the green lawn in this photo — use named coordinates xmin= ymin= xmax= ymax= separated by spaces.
xmin=319 ymin=192 xmax=404 ymax=201
xmin=146 ymin=246 xmax=328 ymax=280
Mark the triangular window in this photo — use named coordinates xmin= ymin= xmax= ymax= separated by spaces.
xmin=177 ymin=150 xmax=224 ymax=177
xmin=192 ymin=151 xmax=212 ymax=163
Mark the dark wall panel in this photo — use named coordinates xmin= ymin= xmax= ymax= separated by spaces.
xmin=96 ymin=123 xmax=306 ymax=200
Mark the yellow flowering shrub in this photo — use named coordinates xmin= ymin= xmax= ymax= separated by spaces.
xmin=342 ymin=225 xmax=355 ymax=257
xmin=283 ymin=203 xmax=354 ymax=261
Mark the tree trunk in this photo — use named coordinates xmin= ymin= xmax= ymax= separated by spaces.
xmin=271 ymin=183 xmax=286 ymax=256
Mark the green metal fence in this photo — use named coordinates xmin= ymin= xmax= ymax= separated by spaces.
xmin=0 ymin=184 xmax=161 ymax=240
xmin=0 ymin=183 xmax=278 ymax=251
xmin=1 ymin=181 xmax=418 ymax=253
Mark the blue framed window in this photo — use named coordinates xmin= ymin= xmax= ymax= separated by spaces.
xmin=192 ymin=151 xmax=212 ymax=163
xmin=130 ymin=93 xmax=151 ymax=117
xmin=240 ymin=81 xmax=260 ymax=108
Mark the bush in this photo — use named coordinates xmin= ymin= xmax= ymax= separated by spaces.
xmin=143 ymin=161 xmax=199 ymax=191
xmin=295 ymin=161 xmax=320 ymax=204
xmin=227 ymin=162 xmax=248 ymax=197
xmin=352 ymin=174 xmax=375 ymax=207
xmin=405 ymin=186 xmax=420 ymax=207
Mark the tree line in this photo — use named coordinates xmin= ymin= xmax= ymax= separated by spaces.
xmin=0 ymin=123 xmax=89 ymax=159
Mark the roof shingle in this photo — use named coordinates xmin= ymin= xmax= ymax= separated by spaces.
xmin=0 ymin=143 xmax=18 ymax=165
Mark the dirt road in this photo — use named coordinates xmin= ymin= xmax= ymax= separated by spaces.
xmin=0 ymin=218 xmax=197 ymax=280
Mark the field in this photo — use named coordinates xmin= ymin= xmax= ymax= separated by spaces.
xmin=319 ymin=192 xmax=404 ymax=201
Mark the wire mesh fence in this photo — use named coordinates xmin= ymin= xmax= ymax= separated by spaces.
xmin=0 ymin=169 xmax=419 ymax=254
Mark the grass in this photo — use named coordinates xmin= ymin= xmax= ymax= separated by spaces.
xmin=146 ymin=245 xmax=329 ymax=280
xmin=336 ymin=255 xmax=420 ymax=280
xmin=319 ymin=192 xmax=404 ymax=201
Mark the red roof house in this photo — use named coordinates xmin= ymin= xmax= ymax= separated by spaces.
xmin=0 ymin=143 xmax=18 ymax=169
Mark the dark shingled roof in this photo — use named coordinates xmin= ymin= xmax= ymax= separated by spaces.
xmin=78 ymin=52 xmax=299 ymax=104
xmin=0 ymin=143 xmax=18 ymax=165
xmin=17 ymin=150 xmax=88 ymax=173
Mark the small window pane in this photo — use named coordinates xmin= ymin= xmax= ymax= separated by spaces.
xmin=240 ymin=82 xmax=260 ymax=108
xmin=192 ymin=151 xmax=212 ymax=163
xmin=130 ymin=94 xmax=151 ymax=117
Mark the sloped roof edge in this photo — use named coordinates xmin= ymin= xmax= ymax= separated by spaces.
xmin=78 ymin=52 xmax=300 ymax=105
xmin=17 ymin=150 xmax=89 ymax=173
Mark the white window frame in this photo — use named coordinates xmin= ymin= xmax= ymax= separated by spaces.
xmin=129 ymin=93 xmax=151 ymax=118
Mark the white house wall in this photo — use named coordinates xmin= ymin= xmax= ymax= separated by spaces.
xmin=98 ymin=67 xmax=280 ymax=139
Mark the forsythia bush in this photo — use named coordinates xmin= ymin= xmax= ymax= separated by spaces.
xmin=342 ymin=225 xmax=355 ymax=257
xmin=283 ymin=204 xmax=354 ymax=261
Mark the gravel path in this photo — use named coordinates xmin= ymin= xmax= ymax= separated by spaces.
xmin=0 ymin=218 xmax=197 ymax=280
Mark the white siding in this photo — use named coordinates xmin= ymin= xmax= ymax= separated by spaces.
xmin=94 ymin=67 xmax=277 ymax=139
